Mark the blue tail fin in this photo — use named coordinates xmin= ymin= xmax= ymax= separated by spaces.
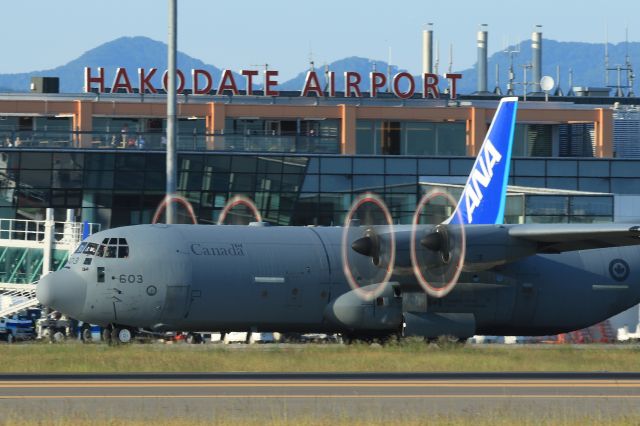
xmin=448 ymin=97 xmax=518 ymax=225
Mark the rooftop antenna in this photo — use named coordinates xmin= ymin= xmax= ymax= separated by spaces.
xmin=554 ymin=64 xmax=564 ymax=96
xmin=493 ymin=63 xmax=502 ymax=95
xmin=504 ymin=35 xmax=520 ymax=96
xmin=626 ymin=26 xmax=635 ymax=96
xmin=605 ymin=26 xmax=634 ymax=97
xmin=604 ymin=24 xmax=609 ymax=86
xmin=567 ymin=67 xmax=574 ymax=96
xmin=434 ymin=39 xmax=440 ymax=76
xmin=387 ymin=46 xmax=392 ymax=92
xmin=308 ymin=43 xmax=315 ymax=72
xmin=323 ymin=62 xmax=330 ymax=93
xmin=448 ymin=43 xmax=454 ymax=74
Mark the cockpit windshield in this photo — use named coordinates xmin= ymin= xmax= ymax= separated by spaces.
xmin=97 ymin=238 xmax=130 ymax=259
xmin=77 ymin=238 xmax=130 ymax=258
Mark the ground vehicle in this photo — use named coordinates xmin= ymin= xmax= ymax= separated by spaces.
xmin=36 ymin=312 xmax=74 ymax=342
xmin=0 ymin=309 xmax=39 ymax=342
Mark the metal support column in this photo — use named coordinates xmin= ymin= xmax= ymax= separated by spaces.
xmin=42 ymin=208 xmax=54 ymax=277
xmin=166 ymin=0 xmax=178 ymax=224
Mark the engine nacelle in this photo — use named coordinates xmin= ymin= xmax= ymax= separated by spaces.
xmin=324 ymin=283 xmax=402 ymax=331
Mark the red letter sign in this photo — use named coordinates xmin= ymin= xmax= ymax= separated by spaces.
xmin=344 ymin=72 xmax=362 ymax=97
xmin=241 ymin=70 xmax=259 ymax=95
xmin=302 ymin=71 xmax=323 ymax=97
xmin=370 ymin=72 xmax=386 ymax=97
xmin=217 ymin=69 xmax=239 ymax=95
xmin=111 ymin=68 xmax=134 ymax=93
xmin=423 ymin=73 xmax=440 ymax=99
xmin=445 ymin=73 xmax=462 ymax=99
xmin=138 ymin=68 xmax=158 ymax=94
xmin=327 ymin=71 xmax=335 ymax=97
xmin=84 ymin=67 xmax=105 ymax=93
xmin=162 ymin=69 xmax=186 ymax=93
xmin=265 ymin=70 xmax=279 ymax=96
xmin=192 ymin=69 xmax=212 ymax=95
xmin=392 ymin=72 xmax=415 ymax=99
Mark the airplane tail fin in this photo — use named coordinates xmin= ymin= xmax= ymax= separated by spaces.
xmin=447 ymin=97 xmax=518 ymax=225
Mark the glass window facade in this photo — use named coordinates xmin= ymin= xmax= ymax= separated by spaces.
xmin=0 ymin=149 xmax=627 ymax=229
xmin=356 ymin=121 xmax=466 ymax=156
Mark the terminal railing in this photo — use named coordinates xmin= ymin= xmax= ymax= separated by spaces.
xmin=0 ymin=218 xmax=100 ymax=245
xmin=0 ymin=130 xmax=340 ymax=154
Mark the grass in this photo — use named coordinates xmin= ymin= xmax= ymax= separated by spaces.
xmin=0 ymin=340 xmax=638 ymax=373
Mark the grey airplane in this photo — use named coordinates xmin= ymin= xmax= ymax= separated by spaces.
xmin=36 ymin=98 xmax=640 ymax=343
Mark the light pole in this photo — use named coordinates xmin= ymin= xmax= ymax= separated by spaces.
xmin=166 ymin=0 xmax=177 ymax=224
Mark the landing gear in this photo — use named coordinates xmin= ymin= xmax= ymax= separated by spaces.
xmin=104 ymin=325 xmax=134 ymax=345
xmin=341 ymin=332 xmax=400 ymax=346
xmin=186 ymin=333 xmax=203 ymax=344
xmin=111 ymin=326 xmax=133 ymax=344
xmin=51 ymin=328 xmax=66 ymax=343
xmin=102 ymin=327 xmax=112 ymax=345
xmin=81 ymin=324 xmax=93 ymax=343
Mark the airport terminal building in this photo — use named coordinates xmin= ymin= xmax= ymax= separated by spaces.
xmin=1 ymin=76 xmax=640 ymax=339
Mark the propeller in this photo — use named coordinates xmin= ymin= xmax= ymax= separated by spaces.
xmin=410 ymin=190 xmax=466 ymax=298
xmin=152 ymin=194 xmax=198 ymax=224
xmin=343 ymin=190 xmax=467 ymax=300
xmin=217 ymin=195 xmax=263 ymax=225
xmin=341 ymin=193 xmax=396 ymax=301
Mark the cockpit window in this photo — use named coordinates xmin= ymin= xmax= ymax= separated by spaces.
xmin=105 ymin=246 xmax=117 ymax=258
xmin=83 ymin=243 xmax=98 ymax=255
xmin=74 ymin=242 xmax=88 ymax=254
xmin=118 ymin=246 xmax=129 ymax=258
xmin=95 ymin=238 xmax=129 ymax=258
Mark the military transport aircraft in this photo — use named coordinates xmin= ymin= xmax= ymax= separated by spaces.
xmin=36 ymin=97 xmax=640 ymax=344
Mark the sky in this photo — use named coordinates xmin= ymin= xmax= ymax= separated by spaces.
xmin=2 ymin=0 xmax=639 ymax=79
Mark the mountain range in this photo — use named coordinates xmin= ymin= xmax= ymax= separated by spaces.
xmin=0 ymin=36 xmax=637 ymax=95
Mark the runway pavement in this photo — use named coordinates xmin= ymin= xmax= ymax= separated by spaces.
xmin=1 ymin=372 xmax=639 ymax=423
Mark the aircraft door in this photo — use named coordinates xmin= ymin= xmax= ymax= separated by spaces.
xmin=90 ymin=261 xmax=117 ymax=321
xmin=161 ymin=284 xmax=192 ymax=322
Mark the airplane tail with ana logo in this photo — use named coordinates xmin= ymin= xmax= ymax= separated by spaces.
xmin=447 ymin=97 xmax=518 ymax=225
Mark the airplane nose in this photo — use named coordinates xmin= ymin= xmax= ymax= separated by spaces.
xmin=37 ymin=270 xmax=87 ymax=317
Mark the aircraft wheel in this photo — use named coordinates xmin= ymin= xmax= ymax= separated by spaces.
xmin=81 ymin=325 xmax=93 ymax=343
xmin=341 ymin=334 xmax=355 ymax=345
xmin=52 ymin=331 xmax=66 ymax=343
xmin=102 ymin=327 xmax=113 ymax=345
xmin=6 ymin=333 xmax=14 ymax=344
xmin=186 ymin=333 xmax=203 ymax=344
xmin=112 ymin=327 xmax=133 ymax=344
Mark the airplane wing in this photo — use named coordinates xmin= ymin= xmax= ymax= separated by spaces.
xmin=508 ymin=223 xmax=640 ymax=253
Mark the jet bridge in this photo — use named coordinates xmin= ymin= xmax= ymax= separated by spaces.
xmin=0 ymin=209 xmax=100 ymax=318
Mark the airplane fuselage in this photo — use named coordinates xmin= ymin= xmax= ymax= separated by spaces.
xmin=37 ymin=224 xmax=640 ymax=339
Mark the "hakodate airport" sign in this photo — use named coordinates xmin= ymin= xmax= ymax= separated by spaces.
xmin=84 ymin=67 xmax=463 ymax=99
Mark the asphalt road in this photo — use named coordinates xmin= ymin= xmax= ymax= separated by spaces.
xmin=1 ymin=372 xmax=639 ymax=423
